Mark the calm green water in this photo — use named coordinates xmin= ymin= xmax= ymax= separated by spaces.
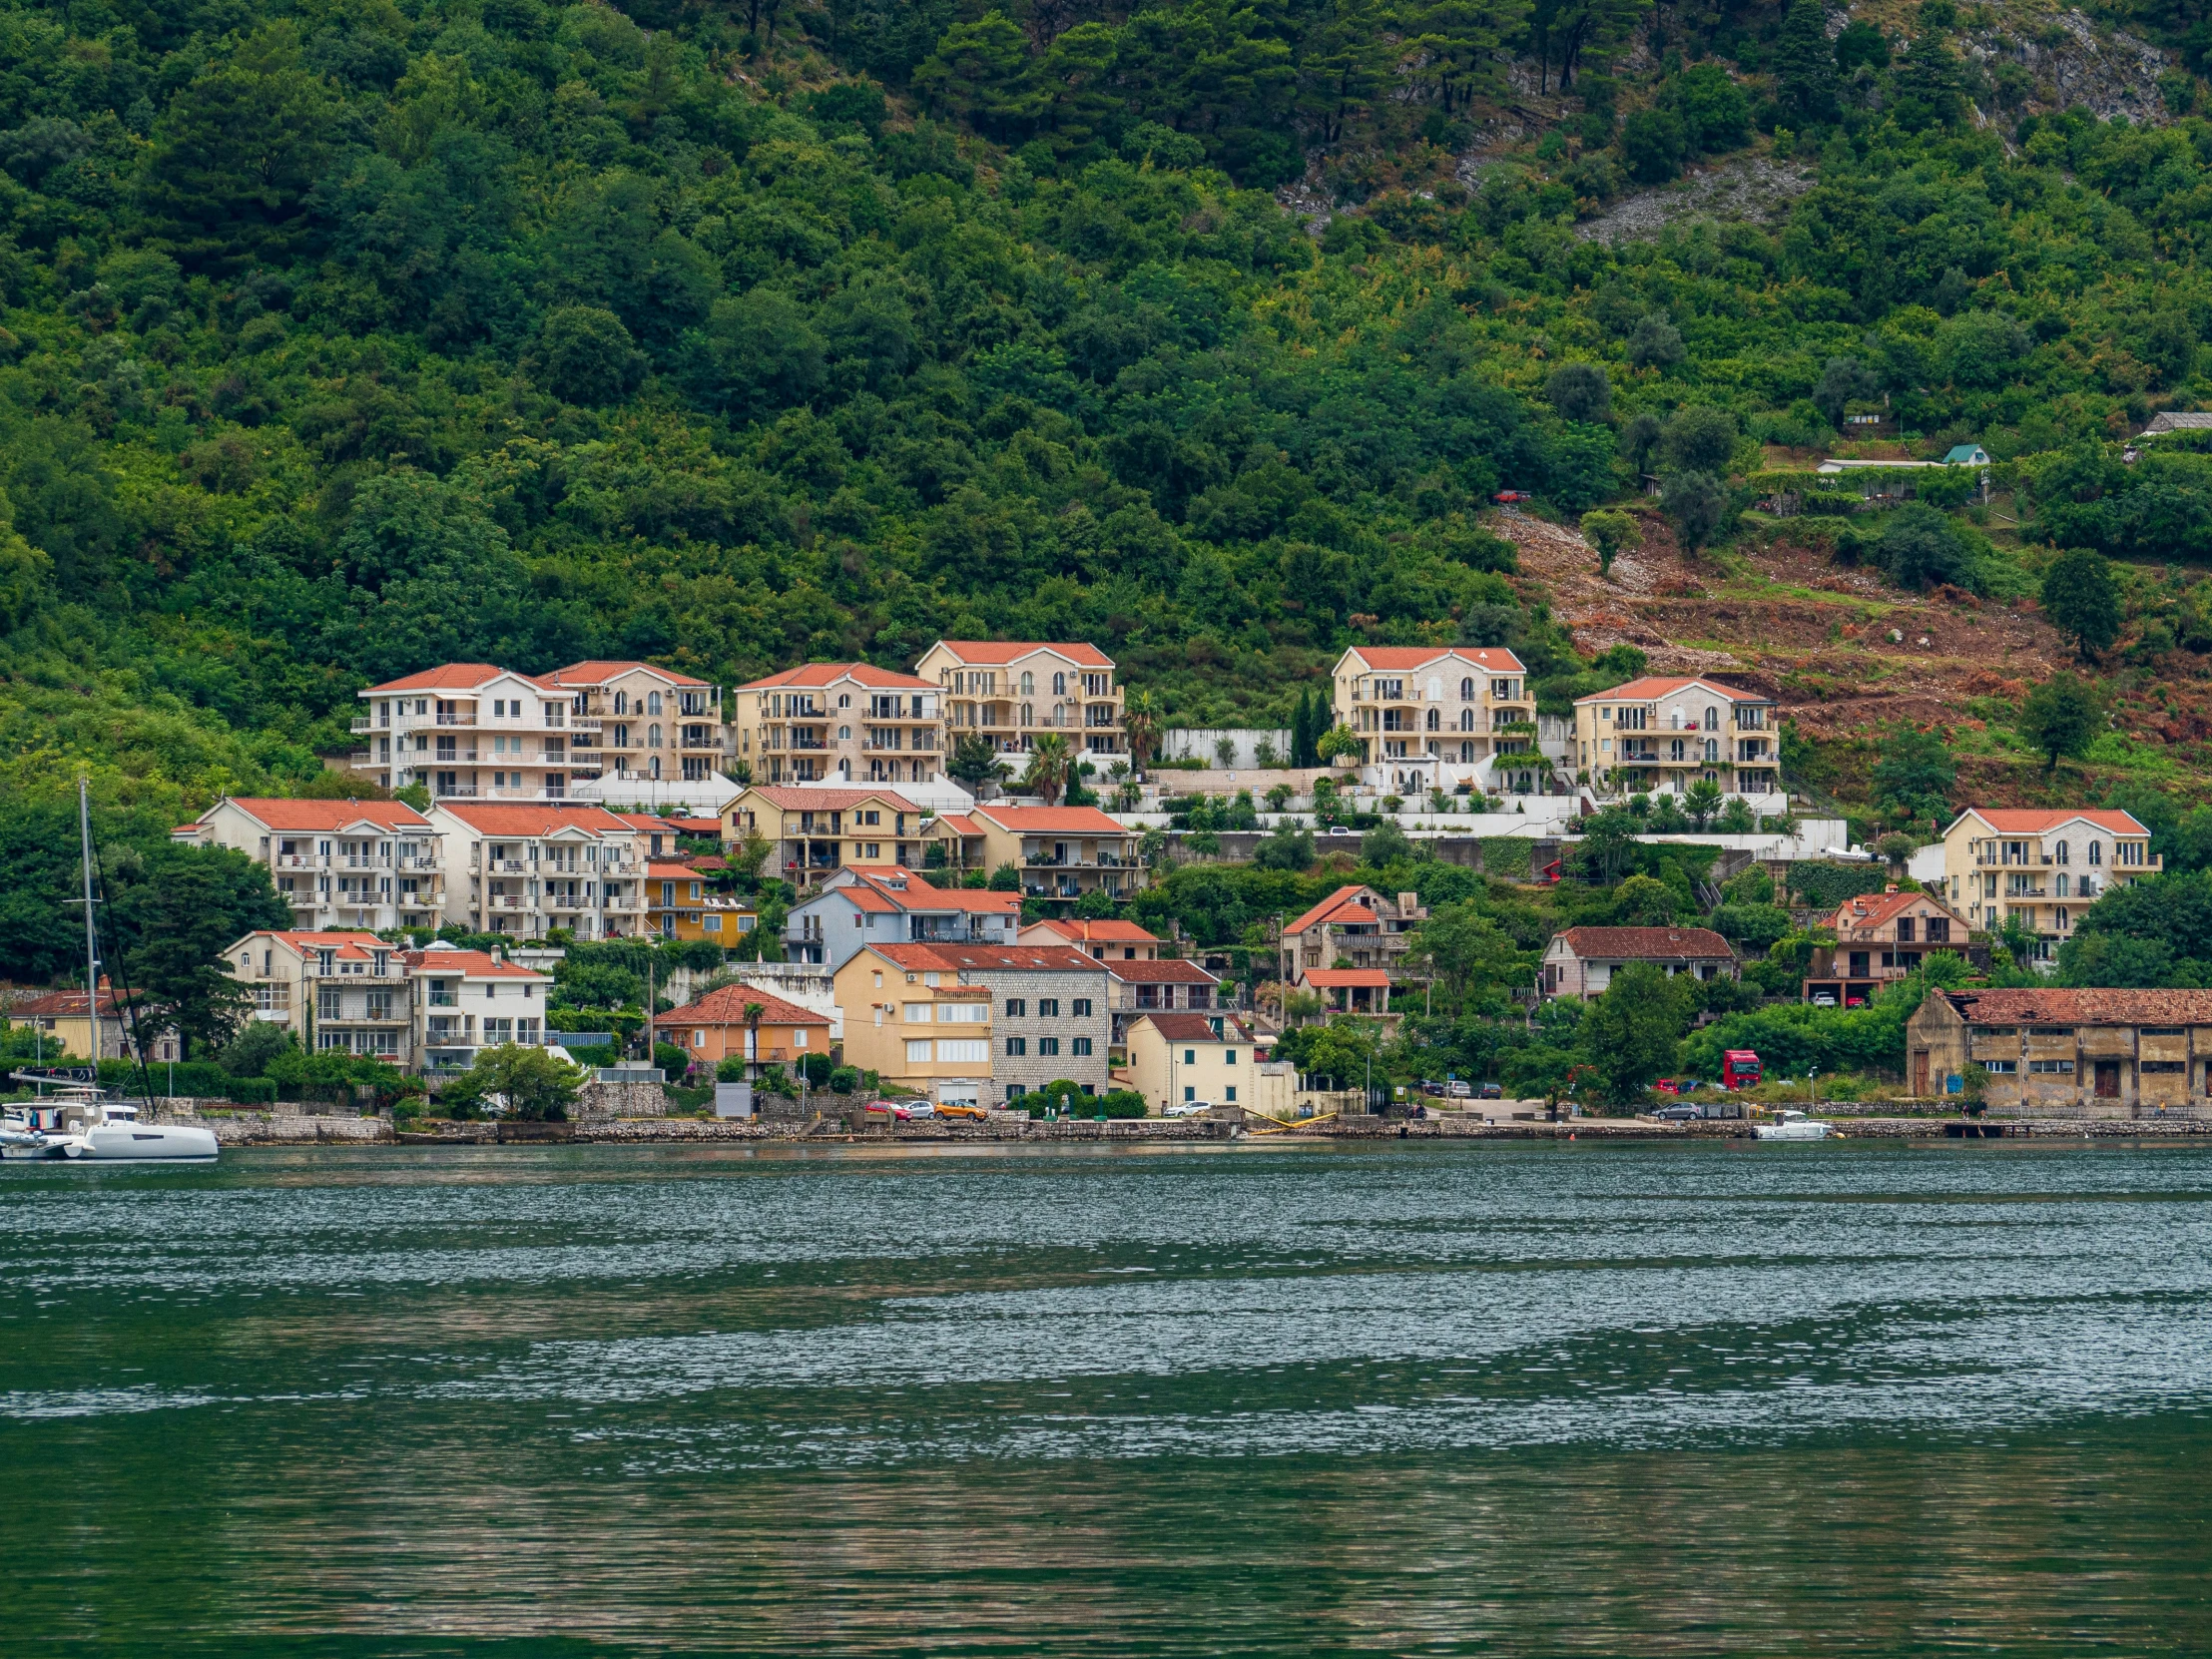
xmin=4 ymin=1141 xmax=2211 ymax=1655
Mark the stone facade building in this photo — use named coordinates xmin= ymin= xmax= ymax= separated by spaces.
xmin=1908 ymin=987 xmax=2212 ymax=1114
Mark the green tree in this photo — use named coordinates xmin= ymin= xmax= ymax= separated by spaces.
xmin=1614 ymin=871 xmax=1679 ymax=923
xmin=1546 ymin=362 xmax=1612 ymax=423
xmin=913 ymin=12 xmax=1043 ymax=140
xmin=1254 ymin=821 xmax=1316 ymax=870
xmin=1661 ymin=406 xmax=1737 ymax=473
xmin=1578 ymin=960 xmax=1697 ymax=1103
xmin=1580 ymin=508 xmax=1641 ymax=578
xmin=1812 ymin=356 xmax=1874 ymax=425
xmin=445 ymin=1043 xmax=583 ymax=1121
xmin=949 ymin=733 xmax=1007 ymax=793
xmin=1619 ymin=108 xmax=1685 ymax=183
xmin=1022 ymin=732 xmax=1075 ymax=805
xmin=1683 ymin=776 xmax=1724 ymax=829
xmin=1663 ymin=470 xmax=1727 ymax=549
xmin=1626 ymin=313 xmax=1686 ymax=368
xmin=114 ymin=847 xmax=292 ymax=1057
xmin=2017 ymin=674 xmax=2102 ymax=772
xmin=1871 ymin=726 xmax=1956 ymax=822
xmin=1574 ymin=807 xmax=1640 ymax=882
xmin=1361 ymin=821 xmax=1412 ymax=865
xmin=1877 ymin=502 xmax=1972 ymax=590
xmin=1773 ymin=0 xmax=1839 ymax=125
xmin=2040 ymin=548 xmax=2122 ymax=661
xmin=534 ymin=306 xmax=646 ymax=406
xmin=1124 ymin=689 xmax=1165 ymax=773
xmin=1405 ymin=903 xmax=1526 ymax=1014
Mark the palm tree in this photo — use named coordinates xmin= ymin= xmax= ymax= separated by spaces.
xmin=1023 ymin=733 xmax=1075 ymax=806
xmin=1123 ymin=689 xmax=1162 ymax=775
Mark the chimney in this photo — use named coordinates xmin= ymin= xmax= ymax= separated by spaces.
xmin=1884 ymin=881 xmax=1898 ymax=893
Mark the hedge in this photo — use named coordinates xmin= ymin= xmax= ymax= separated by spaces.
xmin=1789 ymin=860 xmax=1893 ymax=911
xmin=1478 ymin=838 xmax=1535 ymax=879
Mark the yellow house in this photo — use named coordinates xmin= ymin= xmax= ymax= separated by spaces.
xmin=1937 ymin=808 xmax=2160 ymax=963
xmin=644 ymin=860 xmax=758 ymax=943
xmin=912 ymin=640 xmax=1125 ymax=759
xmin=832 ymin=943 xmax=995 ymax=1105
xmin=1125 ymin=1012 xmax=1263 ymax=1113
xmin=729 ymin=663 xmax=943 ymax=788
xmin=1571 ymin=675 xmax=1781 ymax=798
xmin=724 ymin=786 xmax=934 ymax=890
xmin=963 ymin=805 xmax=1144 ymax=900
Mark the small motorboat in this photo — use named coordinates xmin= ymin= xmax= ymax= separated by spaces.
xmin=1753 ymin=1109 xmax=1833 ymax=1142
xmin=2 ymin=1089 xmax=218 ymax=1162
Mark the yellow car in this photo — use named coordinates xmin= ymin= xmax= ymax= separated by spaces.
xmin=934 ymin=1102 xmax=989 ymax=1121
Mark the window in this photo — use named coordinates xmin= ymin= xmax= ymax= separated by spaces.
xmin=906 ymin=1039 xmax=934 ymax=1064
xmin=1184 ymin=1086 xmax=1195 ymax=1102
xmin=2121 ymin=840 xmax=2146 ymax=866
xmin=1005 ymin=998 xmax=1026 ymax=1018
xmin=1038 ymin=998 xmax=1059 ymax=1018
xmin=1983 ymin=1059 xmax=2017 ymax=1074
xmin=938 ymin=1039 xmax=988 ymax=1063
xmin=903 ymin=1003 xmax=932 ymax=1022
xmin=939 ymin=1002 xmax=986 ymax=1023
xmin=1225 ymin=1049 xmax=1237 ymax=1064
xmin=1703 ymin=707 xmax=1718 ymax=731
xmin=2054 ymin=840 xmax=2069 ymax=865
xmin=1005 ymin=1037 xmax=1027 ymax=1056
xmin=794 ymin=1028 xmax=809 ymax=1049
xmin=1039 ymin=1037 xmax=1059 ymax=1056
xmin=1071 ymin=998 xmax=1091 ymax=1017
xmin=2028 ymin=1059 xmax=2075 ymax=1074
xmin=2142 ymin=1061 xmax=2186 ymax=1073
xmin=2142 ymin=1027 xmax=2186 ymax=1036
xmin=1224 ymin=1086 xmax=1236 ymax=1102
xmin=2088 ymin=841 xmax=2103 ymax=865
xmin=1460 ymin=677 xmax=1474 ymax=700
xmin=1184 ymin=1048 xmax=1196 ymax=1064
xmin=1020 ymin=671 xmax=1034 ymax=695
xmin=1072 ymin=1037 xmax=1092 ymax=1056
xmin=647 ymin=691 xmax=663 ymax=715
xmin=1896 ymin=917 xmax=1915 ymax=943
xmin=2028 ymin=1026 xmax=2071 ymax=1036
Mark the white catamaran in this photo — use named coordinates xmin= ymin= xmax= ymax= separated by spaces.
xmin=1 ymin=780 xmax=218 ymax=1163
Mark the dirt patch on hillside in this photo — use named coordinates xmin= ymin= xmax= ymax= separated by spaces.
xmin=1491 ymin=506 xmax=2071 ymax=736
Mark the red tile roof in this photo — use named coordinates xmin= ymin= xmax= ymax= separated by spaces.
xmin=547 ymin=660 xmax=712 ymax=688
xmin=735 ymin=662 xmax=934 ymax=691
xmin=1553 ymin=926 xmax=1737 ymax=961
xmin=646 ymin=861 xmax=704 ymax=881
xmin=662 ymin=985 xmax=830 ymax=1026
xmin=1831 ymin=888 xmax=1965 ymax=934
xmin=361 ymin=663 xmax=511 ymax=693
xmin=1024 ymin=918 xmax=1162 ymax=944
xmin=1951 ymin=809 xmax=2150 ymax=836
xmin=202 ymin=799 xmax=432 ymax=832
xmin=1105 ymin=958 xmax=1220 ymax=984
xmin=613 ymin=814 xmax=682 ymax=831
xmin=237 ymin=928 xmax=389 ymax=951
xmin=1942 ymin=988 xmax=2212 ymax=1025
xmin=436 ymin=803 xmax=637 ymax=835
xmin=8 ymin=987 xmax=130 ymax=1017
xmin=740 ymin=787 xmax=921 ymax=814
xmin=1343 ymin=646 xmax=1526 ymax=672
xmin=1574 ymin=676 xmax=1770 ymax=705
xmin=931 ymin=640 xmax=1114 ymax=668
xmin=828 ymin=868 xmax=1021 ymax=914
xmin=400 ymin=948 xmax=548 ymax=980
xmin=934 ymin=814 xmax=986 ymax=836
xmin=1303 ymin=968 xmax=1392 ymax=988
xmin=970 ymin=806 xmax=1128 ymax=834
xmin=863 ymin=942 xmax=1094 ymax=972
xmin=1285 ymin=884 xmax=1387 ymax=937
xmin=666 ymin=818 xmax=724 ymax=834
xmin=1135 ymin=1012 xmax=1255 ymax=1043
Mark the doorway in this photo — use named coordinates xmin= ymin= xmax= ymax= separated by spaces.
xmin=2093 ymin=1060 xmax=2121 ymax=1099
xmin=1913 ymin=1050 xmax=1930 ymax=1097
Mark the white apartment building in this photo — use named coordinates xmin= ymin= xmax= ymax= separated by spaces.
xmin=1571 ymin=676 xmax=1781 ymax=798
xmin=175 ymin=799 xmax=445 ymax=932
xmin=912 ymin=640 xmax=1125 ymax=758
xmin=731 ymin=663 xmax=943 ymax=786
xmin=401 ymin=943 xmax=557 ymax=1076
xmin=422 ymin=803 xmax=649 ymax=939
xmin=354 ymin=664 xmax=597 ymax=803
xmin=1331 ymin=647 xmax=1538 ymax=783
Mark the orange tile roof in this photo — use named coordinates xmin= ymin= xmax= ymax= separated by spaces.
xmin=1025 ymin=918 xmax=1162 ymax=944
xmin=1553 ymin=926 xmax=1737 ymax=960
xmin=662 ymin=985 xmax=829 ymax=1026
xmin=613 ymin=814 xmax=682 ymax=831
xmin=1943 ymin=988 xmax=2212 ymax=1025
xmin=240 ymin=928 xmax=388 ymax=949
xmin=932 ymin=640 xmax=1114 ymax=668
xmin=1574 ymin=676 xmax=1771 ymax=705
xmin=1952 ymin=809 xmax=2150 ymax=836
xmin=970 ymin=806 xmax=1128 ymax=834
xmin=1303 ymin=968 xmax=1393 ymax=988
xmin=1832 ymin=888 xmax=1966 ymax=933
xmin=735 ymin=662 xmax=934 ymax=691
xmin=829 ymin=868 xmax=1021 ymax=913
xmin=205 ymin=799 xmax=432 ymax=832
xmin=1104 ymin=958 xmax=1220 ymax=984
xmin=1344 ymin=646 xmax=1526 ymax=672
xmin=646 ymin=861 xmax=704 ymax=881
xmin=400 ymin=948 xmax=548 ymax=980
xmin=361 ymin=663 xmax=511 ymax=693
xmin=547 ymin=660 xmax=713 ymax=688
xmin=741 ymin=787 xmax=921 ymax=814
xmin=435 ymin=803 xmax=635 ymax=835
xmin=934 ymin=814 xmax=985 ymax=836
xmin=1284 ymin=884 xmax=1385 ymax=937
xmin=9 ymin=987 xmax=131 ymax=1018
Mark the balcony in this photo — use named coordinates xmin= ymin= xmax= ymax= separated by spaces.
xmin=274 ymin=852 xmax=325 ymax=870
xmin=350 ymin=717 xmax=377 ymax=734
xmin=434 ymin=712 xmax=471 ymax=727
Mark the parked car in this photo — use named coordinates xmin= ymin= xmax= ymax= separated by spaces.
xmin=1810 ymin=992 xmax=1838 ymax=1007
xmin=1328 ymin=826 xmax=1356 ymax=836
xmin=903 ymin=1100 xmax=937 ymax=1118
xmin=1444 ymin=1080 xmax=1473 ymax=1099
xmin=935 ymin=1102 xmax=989 ymax=1121
xmin=1417 ymin=1081 xmax=1444 ymax=1097
xmin=1476 ymin=1082 xmax=1502 ymax=1100
xmin=1164 ymin=1100 xmax=1212 ymax=1118
xmin=862 ymin=1102 xmax=913 ymax=1123
xmin=1493 ymin=489 xmax=1532 ymax=503
xmin=1654 ymin=1078 xmax=1704 ymax=1096
xmin=1652 ymin=1103 xmax=1700 ymax=1122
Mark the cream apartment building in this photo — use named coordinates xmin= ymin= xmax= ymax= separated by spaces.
xmin=912 ymin=641 xmax=1125 ymax=759
xmin=1571 ymin=676 xmax=1781 ymax=798
xmin=1937 ymin=809 xmax=2159 ymax=962
xmin=354 ymin=664 xmax=594 ymax=802
xmin=1331 ymin=647 xmax=1537 ymax=773
xmin=731 ymin=663 xmax=943 ymax=786
xmin=834 ymin=943 xmax=997 ymax=1105
xmin=725 ymin=786 xmax=935 ymax=891
xmin=422 ymin=802 xmax=648 ymax=939
xmin=174 ymin=799 xmax=444 ymax=933
xmin=542 ymin=661 xmax=727 ymax=789
xmin=964 ymin=806 xmax=1143 ymax=901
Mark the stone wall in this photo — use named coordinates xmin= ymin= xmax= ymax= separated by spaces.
xmin=577 ymin=1079 xmax=672 ymax=1119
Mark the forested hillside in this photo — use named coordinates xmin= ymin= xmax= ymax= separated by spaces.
xmin=13 ymin=0 xmax=2212 ymax=872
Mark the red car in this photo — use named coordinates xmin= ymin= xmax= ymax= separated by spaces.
xmin=1493 ymin=489 xmax=1532 ymax=503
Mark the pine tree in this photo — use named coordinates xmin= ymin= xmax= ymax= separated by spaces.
xmin=1772 ymin=0 xmax=1837 ymax=128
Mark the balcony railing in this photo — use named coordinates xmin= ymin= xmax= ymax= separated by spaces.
xmin=435 ymin=785 xmax=480 ymax=798
xmin=350 ymin=718 xmax=376 ymax=734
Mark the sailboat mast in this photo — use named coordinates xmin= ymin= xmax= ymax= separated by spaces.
xmin=79 ymin=776 xmax=99 ymax=1066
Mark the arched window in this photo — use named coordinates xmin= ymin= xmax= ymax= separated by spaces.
xmin=648 ymin=723 xmax=662 ymax=750
xmin=1460 ymin=677 xmax=1475 ymax=701
xmin=614 ymin=691 xmax=628 ymax=715
xmin=2089 ymin=841 xmax=2104 ymax=865
xmin=1053 ymin=672 xmax=1066 ymax=695
xmin=647 ymin=691 xmax=663 ymax=715
xmin=838 ymin=694 xmax=850 ymax=709
xmin=837 ymin=726 xmax=850 ymax=741
xmin=1020 ymin=703 xmax=1033 ymax=728
xmin=1425 ymin=709 xmax=1440 ymax=731
xmin=1020 ymin=672 xmax=1034 ymax=696
xmin=2054 ymin=840 xmax=2069 ymax=864
xmin=1704 ymin=707 xmax=1719 ymax=731
xmin=2056 ymin=872 xmax=2070 ymax=897
xmin=1458 ymin=709 xmax=1473 ymax=732
xmin=1704 ymin=738 xmax=1719 ymax=763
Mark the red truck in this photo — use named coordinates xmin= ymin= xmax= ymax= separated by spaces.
xmin=1722 ymin=1050 xmax=1762 ymax=1090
